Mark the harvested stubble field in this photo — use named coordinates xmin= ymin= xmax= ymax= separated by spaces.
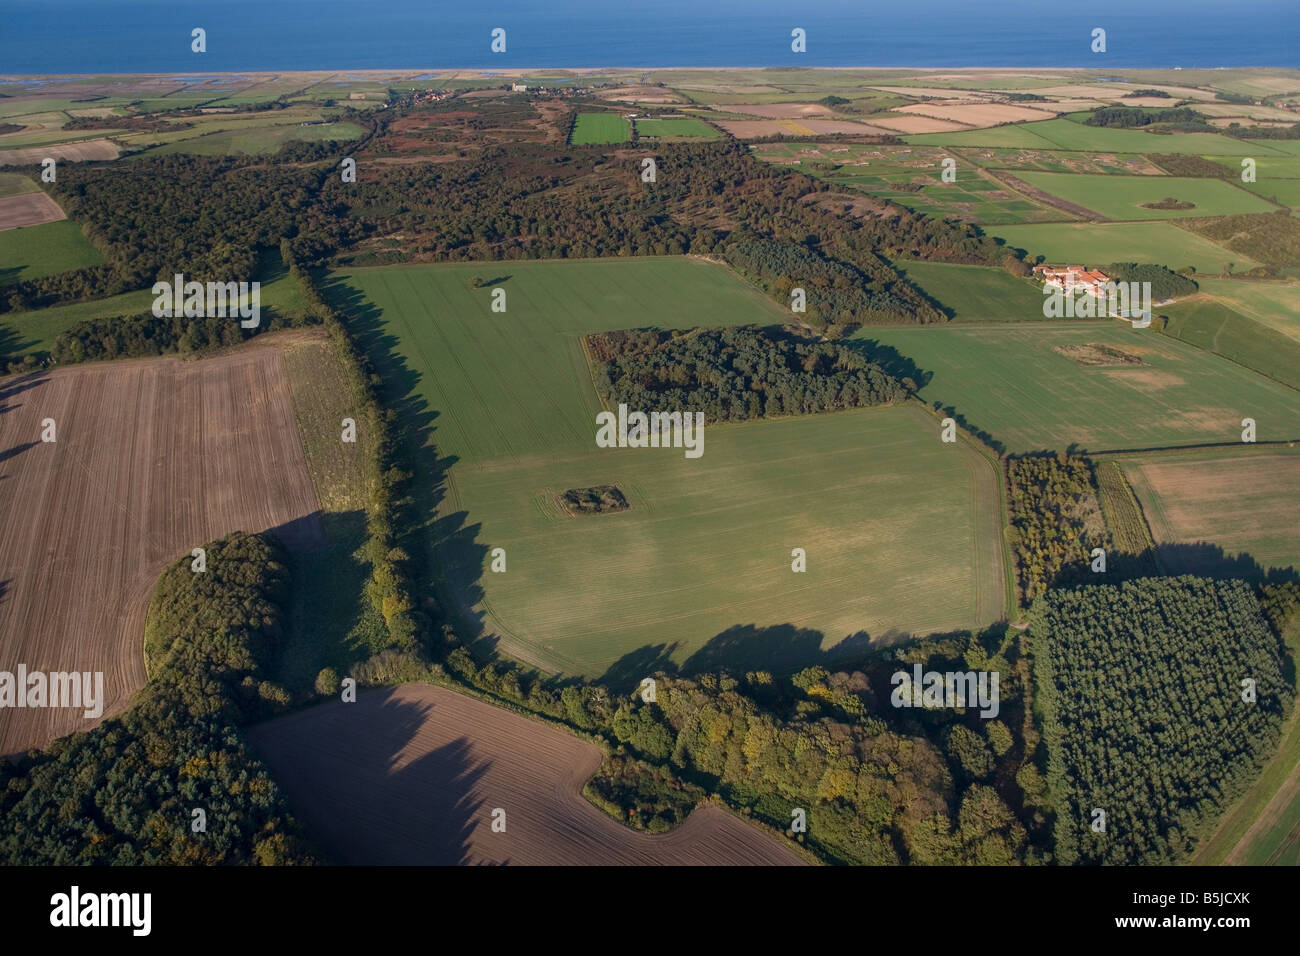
xmin=0 ymin=138 xmax=119 ymax=165
xmin=633 ymin=117 xmax=720 ymax=139
xmin=715 ymin=118 xmax=890 ymax=138
xmin=247 ymin=683 xmax=807 ymax=866
xmin=895 ymin=102 xmax=1052 ymax=126
xmin=865 ymin=114 xmax=971 ymax=134
xmin=0 ymin=348 xmax=324 ymax=755
xmin=1119 ymin=446 xmax=1300 ymax=576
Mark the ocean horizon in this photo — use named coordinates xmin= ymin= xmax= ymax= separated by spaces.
xmin=1 ymin=0 xmax=1295 ymax=75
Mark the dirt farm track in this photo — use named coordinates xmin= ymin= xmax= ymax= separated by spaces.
xmin=249 ymin=684 xmax=808 ymax=866
xmin=0 ymin=349 xmax=323 ymax=755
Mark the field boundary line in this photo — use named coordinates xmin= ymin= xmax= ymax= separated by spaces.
xmin=1155 ymin=321 xmax=1300 ymax=396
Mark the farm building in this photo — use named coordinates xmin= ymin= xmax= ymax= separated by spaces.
xmin=1035 ymin=264 xmax=1110 ymax=298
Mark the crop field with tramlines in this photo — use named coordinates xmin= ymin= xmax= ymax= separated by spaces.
xmin=329 ymin=257 xmax=1007 ymax=676
xmin=859 ymin=322 xmax=1300 ymax=454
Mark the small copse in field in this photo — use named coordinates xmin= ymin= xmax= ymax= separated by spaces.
xmin=560 ymin=485 xmax=630 ymax=516
xmin=587 ymin=325 xmax=909 ymax=422
xmin=724 ymin=238 xmax=939 ymax=326
xmin=1052 ymin=343 xmax=1145 ymax=367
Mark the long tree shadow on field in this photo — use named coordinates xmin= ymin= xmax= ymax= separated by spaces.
xmin=840 ymin=340 xmax=1012 ymax=452
xmin=0 ymin=441 xmax=37 ymax=465
xmin=316 ymin=272 xmax=492 ymax=645
xmin=600 ymin=624 xmax=911 ymax=696
xmin=0 ymin=370 xmax=48 ymax=416
xmin=1154 ymin=542 xmax=1300 ymax=588
xmin=251 ymin=690 xmax=488 ymax=865
xmin=841 ymin=338 xmax=932 ymax=393
xmin=275 ymin=510 xmax=381 ymax=694
xmin=0 ymin=323 xmax=39 ymax=369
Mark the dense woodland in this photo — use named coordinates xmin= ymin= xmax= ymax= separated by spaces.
xmin=1006 ymin=454 xmax=1110 ymax=603
xmin=1032 ymin=577 xmax=1291 ymax=865
xmin=1103 ymin=262 xmax=1199 ymax=300
xmin=0 ymin=533 xmax=316 ymax=864
xmin=724 ymin=239 xmax=940 ymax=327
xmin=1085 ymin=106 xmax=1206 ymax=128
xmin=588 ymin=325 xmax=908 ymax=422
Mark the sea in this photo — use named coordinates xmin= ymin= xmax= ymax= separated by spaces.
xmin=0 ymin=0 xmax=1295 ymax=75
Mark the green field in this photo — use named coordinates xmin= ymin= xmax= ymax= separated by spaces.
xmin=1243 ymin=177 xmax=1300 ymax=209
xmin=0 ymin=172 xmax=37 ymax=198
xmin=908 ymin=117 xmax=1284 ymax=155
xmin=1013 ymin=171 xmax=1279 ymax=220
xmin=634 ymin=117 xmax=720 ymax=139
xmin=1159 ymin=294 xmax=1300 ymax=391
xmin=0 ymin=247 xmax=311 ymax=357
xmin=1194 ymin=277 xmax=1300 ymax=341
xmin=1250 ymin=140 xmax=1300 ymax=155
xmin=857 ymin=322 xmax=1300 ymax=454
xmin=904 ymin=124 xmax=1060 ymax=150
xmin=1205 ymin=154 xmax=1300 ymax=181
xmin=569 ymin=113 xmax=631 ymax=145
xmin=327 ymin=258 xmax=1007 ymax=676
xmin=0 ymin=127 xmax=127 ymax=149
xmin=0 ymin=220 xmax=102 ymax=286
xmin=896 ymin=260 xmax=1055 ymax=322
xmin=991 ymin=221 xmax=1259 ymax=273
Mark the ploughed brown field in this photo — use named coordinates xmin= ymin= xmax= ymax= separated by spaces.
xmin=0 ymin=191 xmax=65 ymax=231
xmin=248 ymin=684 xmax=808 ymax=866
xmin=0 ymin=349 xmax=323 ymax=755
